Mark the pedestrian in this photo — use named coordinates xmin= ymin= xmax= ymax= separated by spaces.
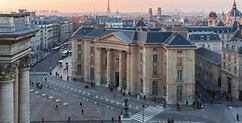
xmin=118 ymin=115 xmax=121 ymax=121
xmin=210 ymin=99 xmax=213 ymax=104
xmin=80 ymin=102 xmax=82 ymax=107
xmin=45 ymin=77 xmax=47 ymax=82
xmin=55 ymin=105 xmax=58 ymax=110
xmin=111 ymin=117 xmax=114 ymax=122
xmin=170 ymin=119 xmax=174 ymax=123
xmin=236 ymin=103 xmax=238 ymax=108
xmin=82 ymin=109 xmax=84 ymax=114
xmin=237 ymin=113 xmax=240 ymax=121
xmin=167 ymin=118 xmax=171 ymax=123
xmin=67 ymin=116 xmax=70 ymax=122
xmin=42 ymin=117 xmax=44 ymax=123
xmin=144 ymin=95 xmax=146 ymax=101
xmin=113 ymin=94 xmax=116 ymax=98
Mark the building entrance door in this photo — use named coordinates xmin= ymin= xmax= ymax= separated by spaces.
xmin=227 ymin=76 xmax=232 ymax=94
xmin=218 ymin=77 xmax=221 ymax=87
xmin=239 ymin=90 xmax=242 ymax=101
xmin=115 ymin=72 xmax=119 ymax=88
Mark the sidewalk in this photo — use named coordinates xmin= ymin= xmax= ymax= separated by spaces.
xmin=50 ymin=56 xmax=196 ymax=112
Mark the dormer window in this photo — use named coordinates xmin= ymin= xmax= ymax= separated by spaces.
xmin=200 ymin=36 xmax=204 ymax=40
xmin=206 ymin=36 xmax=210 ymax=40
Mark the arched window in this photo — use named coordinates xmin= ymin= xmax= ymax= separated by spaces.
xmin=152 ymin=81 xmax=158 ymax=95
xmin=140 ymin=78 xmax=143 ymax=93
xmin=77 ymin=64 xmax=81 ymax=75
xmin=177 ymin=85 xmax=183 ymax=101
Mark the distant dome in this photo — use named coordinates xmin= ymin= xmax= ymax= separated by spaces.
xmin=224 ymin=0 xmax=242 ymax=26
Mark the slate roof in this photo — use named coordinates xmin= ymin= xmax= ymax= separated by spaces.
xmin=188 ymin=32 xmax=221 ymax=41
xmin=217 ymin=21 xmax=225 ymax=26
xmin=72 ymin=27 xmax=94 ymax=38
xmin=135 ymin=20 xmax=146 ymax=27
xmin=74 ymin=27 xmax=195 ymax=48
xmin=195 ymin=47 xmax=221 ymax=64
xmin=164 ymin=34 xmax=195 ymax=48
xmin=232 ymin=30 xmax=242 ymax=39
xmin=186 ymin=26 xmax=236 ymax=33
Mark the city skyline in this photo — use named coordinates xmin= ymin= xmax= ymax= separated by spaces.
xmin=0 ymin=0 xmax=241 ymax=13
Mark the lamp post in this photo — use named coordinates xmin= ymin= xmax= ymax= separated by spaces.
xmin=142 ymin=104 xmax=145 ymax=123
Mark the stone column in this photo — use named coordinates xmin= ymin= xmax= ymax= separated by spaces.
xmin=18 ymin=55 xmax=31 ymax=123
xmin=130 ymin=47 xmax=137 ymax=92
xmin=83 ymin=42 xmax=88 ymax=82
xmin=95 ymin=48 xmax=102 ymax=86
xmin=106 ymin=49 xmax=112 ymax=87
xmin=0 ymin=63 xmax=16 ymax=123
xmin=118 ymin=50 xmax=123 ymax=90
xmin=126 ymin=51 xmax=131 ymax=94
xmin=13 ymin=61 xmax=19 ymax=123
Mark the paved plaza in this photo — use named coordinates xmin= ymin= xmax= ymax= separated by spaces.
xmin=29 ymin=55 xmax=242 ymax=123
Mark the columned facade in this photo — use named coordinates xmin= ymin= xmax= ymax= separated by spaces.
xmin=71 ymin=27 xmax=195 ymax=104
xmin=0 ymin=12 xmax=38 ymax=123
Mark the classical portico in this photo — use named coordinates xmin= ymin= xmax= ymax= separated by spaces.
xmin=94 ymin=34 xmax=133 ymax=92
xmin=0 ymin=12 xmax=38 ymax=123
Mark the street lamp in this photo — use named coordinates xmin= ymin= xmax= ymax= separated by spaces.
xmin=142 ymin=103 xmax=145 ymax=123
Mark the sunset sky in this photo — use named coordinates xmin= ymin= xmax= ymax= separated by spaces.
xmin=0 ymin=0 xmax=241 ymax=13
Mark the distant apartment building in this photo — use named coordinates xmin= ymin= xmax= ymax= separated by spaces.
xmin=195 ymin=48 xmax=221 ymax=87
xmin=80 ymin=16 xmax=123 ymax=28
xmin=221 ymin=42 xmax=242 ymax=100
xmin=71 ymin=27 xmax=196 ymax=105
xmin=32 ymin=16 xmax=73 ymax=52
xmin=188 ymin=32 xmax=222 ymax=53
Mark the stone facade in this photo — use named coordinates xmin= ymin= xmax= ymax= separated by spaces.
xmin=0 ymin=12 xmax=38 ymax=123
xmin=195 ymin=47 xmax=221 ymax=88
xmin=71 ymin=27 xmax=196 ymax=104
xmin=221 ymin=42 xmax=242 ymax=100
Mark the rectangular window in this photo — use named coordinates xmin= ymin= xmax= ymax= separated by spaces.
xmin=177 ymin=57 xmax=182 ymax=66
xmin=77 ymin=53 xmax=81 ymax=60
xmin=223 ymin=53 xmax=226 ymax=59
xmin=153 ymin=66 xmax=157 ymax=75
xmin=153 ymin=54 xmax=157 ymax=63
xmin=234 ymin=66 xmax=237 ymax=74
xmin=228 ymin=55 xmax=231 ymax=61
xmin=78 ymin=44 xmax=81 ymax=51
xmin=140 ymin=53 xmax=143 ymax=61
xmin=223 ymin=62 xmax=226 ymax=69
xmin=177 ymin=50 xmax=182 ymax=53
xmin=140 ymin=64 xmax=143 ymax=75
xmin=90 ymin=46 xmax=94 ymax=53
xmin=234 ymin=57 xmax=237 ymax=64
xmin=209 ymin=73 xmax=213 ymax=79
xmin=153 ymin=48 xmax=157 ymax=51
xmin=90 ymin=56 xmax=94 ymax=64
xmin=90 ymin=68 xmax=94 ymax=79
xmin=177 ymin=70 xmax=182 ymax=80
xmin=228 ymin=64 xmax=231 ymax=71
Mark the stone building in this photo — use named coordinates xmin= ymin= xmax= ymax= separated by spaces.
xmin=208 ymin=11 xmax=218 ymax=27
xmin=188 ymin=32 xmax=222 ymax=53
xmin=71 ymin=27 xmax=196 ymax=104
xmin=221 ymin=42 xmax=242 ymax=100
xmin=224 ymin=0 xmax=242 ymax=26
xmin=0 ymin=13 xmax=38 ymax=122
xmin=195 ymin=47 xmax=221 ymax=87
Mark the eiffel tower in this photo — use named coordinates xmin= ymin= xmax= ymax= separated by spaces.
xmin=106 ymin=0 xmax=111 ymax=14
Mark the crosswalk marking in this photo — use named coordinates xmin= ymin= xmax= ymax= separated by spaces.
xmin=131 ymin=106 xmax=164 ymax=122
xmin=147 ymin=121 xmax=205 ymax=123
xmin=30 ymin=71 xmax=48 ymax=75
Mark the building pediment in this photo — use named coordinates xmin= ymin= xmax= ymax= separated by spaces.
xmin=97 ymin=33 xmax=130 ymax=46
